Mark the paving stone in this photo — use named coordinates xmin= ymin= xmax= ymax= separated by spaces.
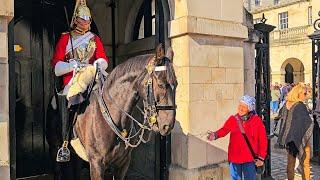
xmin=271 ymin=139 xmax=320 ymax=180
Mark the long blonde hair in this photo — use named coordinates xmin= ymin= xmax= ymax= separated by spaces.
xmin=286 ymin=83 xmax=307 ymax=103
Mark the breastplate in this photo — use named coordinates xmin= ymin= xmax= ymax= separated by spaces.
xmin=66 ymin=35 xmax=96 ymax=63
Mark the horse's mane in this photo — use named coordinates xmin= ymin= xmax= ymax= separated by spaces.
xmin=106 ymin=54 xmax=153 ymax=85
xmin=105 ymin=52 xmax=177 ymax=88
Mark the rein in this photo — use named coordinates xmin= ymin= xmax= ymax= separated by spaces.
xmin=95 ymin=56 xmax=176 ymax=148
xmin=95 ymin=70 xmax=151 ymax=148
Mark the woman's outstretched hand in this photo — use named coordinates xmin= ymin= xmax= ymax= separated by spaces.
xmin=207 ymin=130 xmax=215 ymax=141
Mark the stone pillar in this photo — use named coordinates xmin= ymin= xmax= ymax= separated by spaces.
xmin=292 ymin=71 xmax=303 ymax=83
xmin=168 ymin=0 xmax=248 ymax=179
xmin=0 ymin=0 xmax=13 ymax=179
xmin=243 ymin=9 xmax=256 ymax=97
xmin=305 ymin=70 xmax=312 ymax=84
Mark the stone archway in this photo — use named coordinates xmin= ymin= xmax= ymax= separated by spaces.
xmin=281 ymin=58 xmax=305 ymax=84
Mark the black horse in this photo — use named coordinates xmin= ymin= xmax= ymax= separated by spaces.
xmin=46 ymin=45 xmax=177 ymax=180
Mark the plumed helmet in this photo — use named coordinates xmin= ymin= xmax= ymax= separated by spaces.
xmin=70 ymin=0 xmax=92 ymax=28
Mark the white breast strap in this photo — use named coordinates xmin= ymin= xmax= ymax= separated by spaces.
xmin=155 ymin=66 xmax=167 ymax=72
xmin=66 ymin=32 xmax=94 ymax=54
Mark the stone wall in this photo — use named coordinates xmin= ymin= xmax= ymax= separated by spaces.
xmin=252 ymin=2 xmax=312 ymax=30
xmin=251 ymin=1 xmax=315 ymax=84
xmin=0 ymin=0 xmax=13 ymax=179
xmin=247 ymin=0 xmax=306 ymax=12
xmin=243 ymin=9 xmax=256 ymax=96
xmin=312 ymin=0 xmax=320 ymax=24
xmin=270 ymin=42 xmax=312 ymax=84
xmin=169 ymin=0 xmax=248 ymax=179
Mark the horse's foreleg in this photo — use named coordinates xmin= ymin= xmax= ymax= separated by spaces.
xmin=89 ymin=159 xmax=105 ymax=180
xmin=114 ymin=155 xmax=131 ymax=180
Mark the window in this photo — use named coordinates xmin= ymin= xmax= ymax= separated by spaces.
xmin=274 ymin=0 xmax=279 ymax=5
xmin=255 ymin=0 xmax=261 ymax=6
xmin=278 ymin=12 xmax=288 ymax=29
xmin=253 ymin=18 xmax=262 ymax=24
xmin=133 ymin=0 xmax=156 ymax=40
xmin=308 ymin=6 xmax=312 ymax=25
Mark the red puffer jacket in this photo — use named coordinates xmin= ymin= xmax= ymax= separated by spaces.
xmin=215 ymin=114 xmax=268 ymax=164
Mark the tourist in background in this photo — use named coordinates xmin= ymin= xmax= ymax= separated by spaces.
xmin=271 ymin=85 xmax=280 ymax=114
xmin=277 ymin=83 xmax=314 ymax=180
xmin=280 ymin=83 xmax=289 ymax=106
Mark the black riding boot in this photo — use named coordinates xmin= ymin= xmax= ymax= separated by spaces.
xmin=56 ymin=95 xmax=72 ymax=162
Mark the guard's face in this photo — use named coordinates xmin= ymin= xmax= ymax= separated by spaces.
xmin=75 ymin=17 xmax=91 ymax=30
xmin=237 ymin=102 xmax=250 ymax=116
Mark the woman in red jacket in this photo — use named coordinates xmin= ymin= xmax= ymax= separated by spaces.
xmin=207 ymin=95 xmax=268 ymax=180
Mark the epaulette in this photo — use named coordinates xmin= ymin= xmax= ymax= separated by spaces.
xmin=61 ymin=32 xmax=69 ymax=35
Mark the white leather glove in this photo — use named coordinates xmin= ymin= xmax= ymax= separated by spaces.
xmin=69 ymin=59 xmax=80 ymax=69
xmin=93 ymin=58 xmax=108 ymax=71
xmin=54 ymin=59 xmax=79 ymax=76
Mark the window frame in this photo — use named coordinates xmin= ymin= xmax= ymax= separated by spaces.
xmin=308 ymin=6 xmax=312 ymax=25
xmin=133 ymin=0 xmax=156 ymax=41
xmin=255 ymin=0 xmax=261 ymax=6
xmin=278 ymin=11 xmax=288 ymax=30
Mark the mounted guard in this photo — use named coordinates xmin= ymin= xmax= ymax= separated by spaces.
xmin=47 ymin=43 xmax=178 ymax=179
xmin=51 ymin=0 xmax=109 ymax=162
xmin=52 ymin=0 xmax=108 ymax=104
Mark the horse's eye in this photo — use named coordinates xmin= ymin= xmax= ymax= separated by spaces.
xmin=158 ymin=83 xmax=166 ymax=89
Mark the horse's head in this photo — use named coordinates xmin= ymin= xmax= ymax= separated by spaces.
xmin=136 ymin=44 xmax=177 ymax=136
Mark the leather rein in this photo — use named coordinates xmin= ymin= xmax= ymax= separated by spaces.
xmin=95 ymin=56 xmax=176 ymax=148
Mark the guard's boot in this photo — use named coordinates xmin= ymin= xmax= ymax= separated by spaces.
xmin=56 ymin=95 xmax=71 ymax=162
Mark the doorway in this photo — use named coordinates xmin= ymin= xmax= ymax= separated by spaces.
xmin=10 ymin=0 xmax=171 ymax=179
xmin=285 ymin=63 xmax=294 ymax=83
xmin=281 ymin=58 xmax=305 ymax=84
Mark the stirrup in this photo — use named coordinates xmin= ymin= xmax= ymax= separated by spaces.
xmin=56 ymin=141 xmax=70 ymax=162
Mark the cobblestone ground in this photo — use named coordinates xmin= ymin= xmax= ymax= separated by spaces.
xmin=271 ymin=150 xmax=320 ymax=179
xmin=270 ymin=117 xmax=320 ymax=179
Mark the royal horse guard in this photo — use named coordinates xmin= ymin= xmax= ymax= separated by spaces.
xmin=51 ymin=0 xmax=109 ymax=162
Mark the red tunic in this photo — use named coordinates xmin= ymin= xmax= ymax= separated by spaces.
xmin=215 ymin=115 xmax=268 ymax=164
xmin=51 ymin=32 xmax=109 ymax=86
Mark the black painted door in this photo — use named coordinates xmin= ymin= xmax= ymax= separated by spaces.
xmin=13 ymin=0 xmax=73 ymax=178
xmin=14 ymin=18 xmax=53 ymax=178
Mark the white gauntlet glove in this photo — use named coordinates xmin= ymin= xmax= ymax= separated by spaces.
xmin=93 ymin=58 xmax=108 ymax=71
xmin=54 ymin=59 xmax=80 ymax=76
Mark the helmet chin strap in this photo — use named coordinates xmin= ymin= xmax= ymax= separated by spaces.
xmin=73 ymin=25 xmax=90 ymax=35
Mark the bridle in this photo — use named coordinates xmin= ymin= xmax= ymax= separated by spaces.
xmin=95 ymin=55 xmax=177 ymax=148
xmin=144 ymin=56 xmax=177 ymax=126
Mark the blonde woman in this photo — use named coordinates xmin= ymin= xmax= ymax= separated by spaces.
xmin=277 ymin=83 xmax=314 ymax=180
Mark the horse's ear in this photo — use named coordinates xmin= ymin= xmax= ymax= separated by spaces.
xmin=156 ymin=44 xmax=165 ymax=59
xmin=165 ymin=47 xmax=174 ymax=61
